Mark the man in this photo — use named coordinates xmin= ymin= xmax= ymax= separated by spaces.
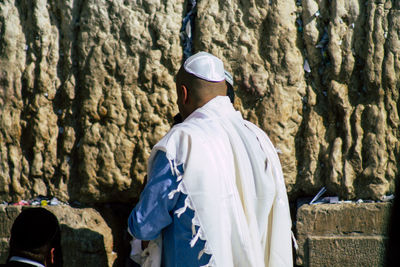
xmin=128 ymin=52 xmax=293 ymax=266
xmin=2 ymin=208 xmax=62 ymax=267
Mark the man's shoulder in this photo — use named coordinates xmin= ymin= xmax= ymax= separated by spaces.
xmin=243 ymin=119 xmax=262 ymax=130
xmin=160 ymin=121 xmax=203 ymax=143
xmin=243 ymin=120 xmax=268 ymax=136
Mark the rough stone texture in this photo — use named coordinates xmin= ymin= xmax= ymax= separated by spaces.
xmin=195 ymin=0 xmax=400 ymax=200
xmin=0 ymin=0 xmax=183 ymax=204
xmin=296 ymin=202 xmax=392 ymax=266
xmin=0 ymin=205 xmax=21 ymax=263
xmin=0 ymin=1 xmax=399 ymax=203
xmin=0 ymin=1 xmax=398 ymax=265
xmin=307 ymin=236 xmax=387 ymax=267
xmin=0 ymin=205 xmax=115 ymax=266
xmin=0 ymin=238 xmax=7 ymax=264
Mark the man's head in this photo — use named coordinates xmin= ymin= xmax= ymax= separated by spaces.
xmin=176 ymin=52 xmax=228 ymax=120
xmin=8 ymin=207 xmax=62 ymax=266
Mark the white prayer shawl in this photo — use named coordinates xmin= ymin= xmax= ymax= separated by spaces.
xmin=148 ymin=96 xmax=292 ymax=267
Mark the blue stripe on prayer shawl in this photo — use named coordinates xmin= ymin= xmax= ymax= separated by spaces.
xmin=128 ymin=151 xmax=211 ymax=267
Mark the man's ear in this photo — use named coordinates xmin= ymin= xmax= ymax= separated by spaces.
xmin=181 ymin=85 xmax=188 ymax=104
xmin=50 ymin=247 xmax=55 ymax=264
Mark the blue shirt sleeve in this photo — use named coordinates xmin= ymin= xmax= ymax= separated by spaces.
xmin=128 ymin=150 xmax=181 ymax=240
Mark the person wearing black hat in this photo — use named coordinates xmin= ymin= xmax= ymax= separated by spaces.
xmin=1 ymin=208 xmax=62 ymax=267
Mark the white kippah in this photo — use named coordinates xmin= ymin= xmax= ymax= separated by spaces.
xmin=183 ymin=52 xmax=225 ymax=82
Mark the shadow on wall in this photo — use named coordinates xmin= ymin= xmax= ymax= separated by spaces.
xmin=386 ymin=174 xmax=400 ymax=266
xmin=0 ymin=239 xmax=8 ymax=264
xmin=61 ymin=225 xmax=109 ymax=266
xmin=0 ymin=222 xmax=110 ymax=266
xmin=95 ymin=203 xmax=137 ymax=267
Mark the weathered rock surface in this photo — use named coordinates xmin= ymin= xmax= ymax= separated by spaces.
xmin=0 ymin=0 xmax=398 ymax=203
xmin=296 ymin=202 xmax=391 ymax=266
xmin=0 ymin=0 xmax=183 ymax=203
xmin=195 ymin=0 xmax=400 ymax=200
xmin=0 ymin=205 xmax=115 ymax=266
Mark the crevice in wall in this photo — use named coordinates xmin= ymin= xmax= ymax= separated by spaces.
xmin=181 ymin=0 xmax=197 ymax=61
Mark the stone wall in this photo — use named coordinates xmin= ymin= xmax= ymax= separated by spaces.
xmin=0 ymin=1 xmax=399 ymax=266
xmin=0 ymin=203 xmax=394 ymax=266
xmin=0 ymin=0 xmax=399 ymax=201
xmin=195 ymin=0 xmax=400 ymax=200
xmin=0 ymin=0 xmax=183 ymax=204
xmin=296 ymin=202 xmax=392 ymax=266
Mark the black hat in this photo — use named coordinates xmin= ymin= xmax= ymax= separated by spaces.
xmin=10 ymin=208 xmax=60 ymax=251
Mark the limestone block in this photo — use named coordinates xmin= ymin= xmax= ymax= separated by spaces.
xmin=0 ymin=238 xmax=7 ymax=264
xmin=307 ymin=236 xmax=387 ymax=267
xmin=0 ymin=206 xmax=21 ymax=238
xmin=0 ymin=206 xmax=115 ymax=267
xmin=0 ymin=0 xmax=183 ymax=203
xmin=296 ymin=202 xmax=391 ymax=266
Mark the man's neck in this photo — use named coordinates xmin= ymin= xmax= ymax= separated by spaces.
xmin=182 ymin=95 xmax=227 ymax=120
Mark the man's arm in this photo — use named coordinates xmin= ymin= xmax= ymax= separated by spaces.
xmin=128 ymin=150 xmax=181 ymax=240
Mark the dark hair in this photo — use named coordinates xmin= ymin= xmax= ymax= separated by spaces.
xmin=8 ymin=208 xmax=62 ymax=267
